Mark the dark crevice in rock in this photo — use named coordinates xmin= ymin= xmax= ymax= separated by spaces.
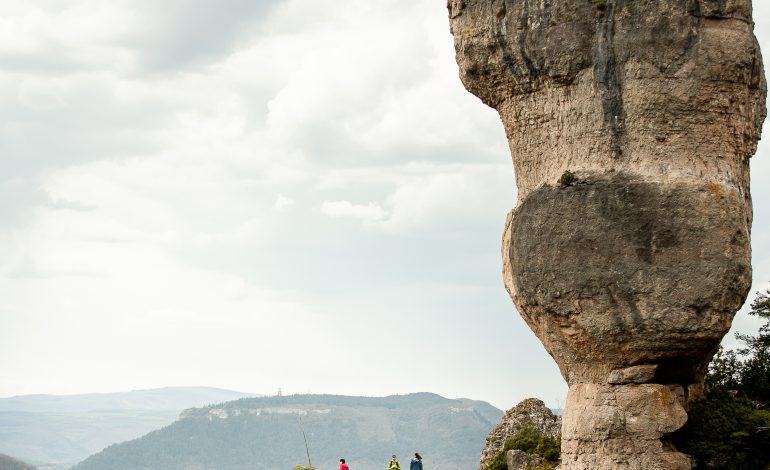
xmin=517 ymin=0 xmax=540 ymax=82
xmin=654 ymin=355 xmax=712 ymax=385
xmin=689 ymin=0 xmax=703 ymax=17
xmin=493 ymin=0 xmax=543 ymax=94
xmin=494 ymin=2 xmax=522 ymax=89
xmin=594 ymin=0 xmax=625 ymax=158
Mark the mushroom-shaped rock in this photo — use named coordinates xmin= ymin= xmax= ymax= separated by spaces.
xmin=449 ymin=0 xmax=766 ymax=468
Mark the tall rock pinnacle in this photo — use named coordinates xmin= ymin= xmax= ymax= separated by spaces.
xmin=449 ymin=1 xmax=766 ymax=468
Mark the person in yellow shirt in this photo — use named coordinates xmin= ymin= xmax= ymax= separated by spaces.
xmin=387 ymin=455 xmax=401 ymax=470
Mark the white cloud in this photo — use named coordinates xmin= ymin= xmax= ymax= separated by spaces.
xmin=0 ymin=236 xmax=333 ymax=394
xmin=17 ymin=77 xmax=65 ymax=110
xmin=320 ymin=200 xmax=387 ymax=222
xmin=272 ymin=194 xmax=294 ymax=212
xmin=0 ymin=1 xmax=136 ymax=74
xmin=2 ymin=0 xmax=767 ymax=413
xmin=314 ymin=163 xmax=513 ymax=233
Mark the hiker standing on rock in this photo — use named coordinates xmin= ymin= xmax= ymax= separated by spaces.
xmin=339 ymin=458 xmax=349 ymax=470
xmin=387 ymin=454 xmax=401 ymax=470
xmin=409 ymin=453 xmax=422 ymax=470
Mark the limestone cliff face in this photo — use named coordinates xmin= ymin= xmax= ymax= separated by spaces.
xmin=449 ymin=1 xmax=766 ymax=468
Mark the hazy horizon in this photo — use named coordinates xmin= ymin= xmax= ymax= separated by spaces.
xmin=0 ymin=385 xmax=529 ymax=408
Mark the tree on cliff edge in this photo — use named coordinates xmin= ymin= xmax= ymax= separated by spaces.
xmin=674 ymin=287 xmax=770 ymax=470
xmin=736 ymin=288 xmax=770 ymax=403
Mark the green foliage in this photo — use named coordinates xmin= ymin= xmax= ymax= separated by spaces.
xmin=593 ymin=0 xmax=606 ymax=11
xmin=480 ymin=449 xmax=508 ymax=470
xmin=293 ymin=466 xmax=316 ymax=470
xmin=706 ymin=346 xmax=742 ymax=391
xmin=533 ymin=433 xmax=560 ymax=462
xmin=481 ymin=426 xmax=560 ymax=470
xmin=507 ymin=426 xmax=541 ymax=454
xmin=673 ymin=287 xmax=770 ymax=469
xmin=527 ymin=464 xmax=556 ymax=470
xmin=673 ymin=393 xmax=770 ymax=470
xmin=737 ymin=289 xmax=770 ymax=402
xmin=558 ymin=170 xmax=576 ymax=187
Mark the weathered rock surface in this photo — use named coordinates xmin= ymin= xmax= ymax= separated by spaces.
xmin=502 ymin=175 xmax=752 ymax=385
xmin=479 ymin=398 xmax=560 ymax=469
xmin=450 ymin=0 xmax=766 ymax=468
xmin=607 ymin=365 xmax=658 ymax=385
xmin=506 ymin=449 xmax=544 ymax=470
xmin=561 ymin=383 xmax=689 ymax=470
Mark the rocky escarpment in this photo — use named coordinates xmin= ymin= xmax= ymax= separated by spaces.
xmin=479 ymin=398 xmax=560 ymax=469
xmin=450 ymin=0 xmax=766 ymax=469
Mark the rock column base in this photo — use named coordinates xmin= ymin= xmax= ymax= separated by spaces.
xmin=560 ymin=383 xmax=691 ymax=470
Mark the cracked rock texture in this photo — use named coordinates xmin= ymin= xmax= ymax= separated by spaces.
xmin=506 ymin=449 xmax=545 ymax=470
xmin=450 ymin=0 xmax=766 ymax=468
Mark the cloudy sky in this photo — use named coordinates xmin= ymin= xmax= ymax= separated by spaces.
xmin=1 ymin=0 xmax=769 ymax=411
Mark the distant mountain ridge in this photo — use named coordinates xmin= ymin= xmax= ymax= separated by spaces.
xmin=0 ymin=387 xmax=254 ymax=413
xmin=0 ymin=453 xmax=39 ymax=470
xmin=0 ymin=387 xmax=258 ymax=470
xmin=72 ymin=392 xmax=504 ymax=470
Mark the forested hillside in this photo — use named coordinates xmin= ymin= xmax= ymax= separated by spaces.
xmin=72 ymin=393 xmax=503 ymax=470
xmin=0 ymin=454 xmax=38 ymax=470
xmin=0 ymin=387 xmax=255 ymax=469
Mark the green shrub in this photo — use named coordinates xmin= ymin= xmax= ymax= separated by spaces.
xmin=534 ymin=433 xmax=560 ymax=462
xmin=507 ymin=426 xmax=541 ymax=454
xmin=527 ymin=464 xmax=556 ymax=470
xmin=482 ymin=449 xmax=508 ymax=470
xmin=558 ymin=170 xmax=576 ymax=187
xmin=482 ymin=426 xmax=560 ymax=470
xmin=672 ymin=392 xmax=770 ymax=470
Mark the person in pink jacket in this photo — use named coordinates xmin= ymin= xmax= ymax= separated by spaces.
xmin=339 ymin=458 xmax=349 ymax=470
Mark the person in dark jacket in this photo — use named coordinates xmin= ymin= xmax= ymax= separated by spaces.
xmin=409 ymin=453 xmax=423 ymax=470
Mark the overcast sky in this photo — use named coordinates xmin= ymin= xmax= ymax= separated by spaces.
xmin=1 ymin=1 xmax=769 ymax=411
